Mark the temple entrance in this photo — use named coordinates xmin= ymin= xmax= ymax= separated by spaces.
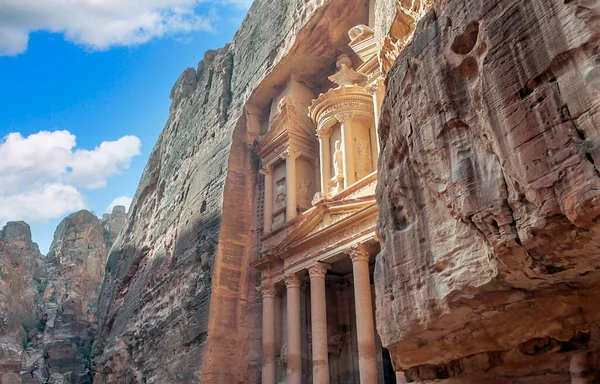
xmin=267 ymin=242 xmax=396 ymax=383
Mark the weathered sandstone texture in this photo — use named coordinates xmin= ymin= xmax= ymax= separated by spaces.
xmin=102 ymin=206 xmax=128 ymax=250
xmin=92 ymin=0 xmax=371 ymax=382
xmin=0 ymin=222 xmax=45 ymax=384
xmin=375 ymin=0 xmax=600 ymax=382
xmin=0 ymin=208 xmax=125 ymax=384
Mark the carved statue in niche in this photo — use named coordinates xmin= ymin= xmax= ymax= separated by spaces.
xmin=354 ymin=137 xmax=372 ymax=180
xmin=333 ymin=140 xmax=344 ymax=179
xmin=299 ymin=178 xmax=311 ymax=208
xmin=275 ymin=178 xmax=286 ymax=210
xmin=329 ymin=140 xmax=345 ymax=194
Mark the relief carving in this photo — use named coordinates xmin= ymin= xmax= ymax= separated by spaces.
xmin=329 ymin=140 xmax=345 ymax=194
xmin=354 ymin=137 xmax=372 ymax=180
xmin=275 ymin=178 xmax=287 ymax=211
xmin=299 ymin=178 xmax=312 ymax=208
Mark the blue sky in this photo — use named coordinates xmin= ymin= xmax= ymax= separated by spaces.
xmin=0 ymin=0 xmax=251 ymax=253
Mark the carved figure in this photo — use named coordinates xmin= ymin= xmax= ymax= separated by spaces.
xmin=275 ymin=178 xmax=286 ymax=210
xmin=333 ymin=140 xmax=344 ymax=178
xmin=355 ymin=137 xmax=372 ymax=179
xmin=299 ymin=178 xmax=311 ymax=208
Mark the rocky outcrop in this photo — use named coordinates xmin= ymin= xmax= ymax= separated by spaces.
xmin=101 ymin=206 xmax=127 ymax=250
xmin=0 ymin=208 xmax=127 ymax=384
xmin=30 ymin=210 xmax=112 ymax=383
xmin=92 ymin=0 xmax=371 ymax=381
xmin=0 ymin=222 xmax=45 ymax=384
xmin=375 ymin=0 xmax=600 ymax=382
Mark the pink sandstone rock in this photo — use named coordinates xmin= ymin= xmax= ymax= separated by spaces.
xmin=375 ymin=0 xmax=600 ymax=382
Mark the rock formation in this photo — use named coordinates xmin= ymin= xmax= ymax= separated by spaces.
xmin=0 ymin=207 xmax=126 ymax=384
xmin=0 ymin=222 xmax=45 ymax=384
xmin=101 ymin=206 xmax=128 ymax=251
xmin=375 ymin=0 xmax=600 ymax=382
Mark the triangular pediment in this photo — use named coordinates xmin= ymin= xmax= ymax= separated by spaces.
xmin=263 ymin=196 xmax=376 ymax=256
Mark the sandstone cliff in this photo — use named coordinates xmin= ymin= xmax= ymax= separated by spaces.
xmin=375 ymin=0 xmax=600 ymax=382
xmin=0 ymin=222 xmax=45 ymax=384
xmin=92 ymin=0 xmax=371 ymax=381
xmin=0 ymin=207 xmax=126 ymax=384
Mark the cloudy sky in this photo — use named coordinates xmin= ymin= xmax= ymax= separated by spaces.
xmin=0 ymin=0 xmax=252 ymax=253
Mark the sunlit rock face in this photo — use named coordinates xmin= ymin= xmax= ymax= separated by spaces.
xmin=0 ymin=222 xmax=45 ymax=384
xmin=101 ymin=206 xmax=128 ymax=250
xmin=375 ymin=0 xmax=600 ymax=382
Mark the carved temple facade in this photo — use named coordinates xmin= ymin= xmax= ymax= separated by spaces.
xmin=248 ymin=3 xmax=410 ymax=382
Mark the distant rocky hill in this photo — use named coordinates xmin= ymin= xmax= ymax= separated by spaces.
xmin=0 ymin=207 xmax=127 ymax=384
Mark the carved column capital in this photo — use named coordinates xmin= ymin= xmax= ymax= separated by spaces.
xmin=281 ymin=147 xmax=300 ymax=160
xmin=349 ymin=243 xmax=370 ymax=263
xmin=308 ymin=262 xmax=330 ymax=278
xmin=335 ymin=112 xmax=354 ymax=124
xmin=316 ymin=126 xmax=333 ymax=139
xmin=285 ymin=273 xmax=302 ymax=289
xmin=259 ymin=163 xmax=273 ymax=175
xmin=256 ymin=282 xmax=276 ymax=298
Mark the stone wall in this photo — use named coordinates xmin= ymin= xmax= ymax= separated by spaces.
xmin=375 ymin=0 xmax=600 ymax=382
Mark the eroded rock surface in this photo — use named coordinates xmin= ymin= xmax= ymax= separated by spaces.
xmin=0 ymin=222 xmax=45 ymax=384
xmin=375 ymin=0 xmax=600 ymax=382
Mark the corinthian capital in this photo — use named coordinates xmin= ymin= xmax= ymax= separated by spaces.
xmin=349 ymin=243 xmax=370 ymax=263
xmin=335 ymin=112 xmax=354 ymax=123
xmin=316 ymin=125 xmax=333 ymax=139
xmin=281 ymin=147 xmax=300 ymax=160
xmin=284 ymin=273 xmax=302 ymax=289
xmin=308 ymin=262 xmax=330 ymax=278
xmin=259 ymin=163 xmax=272 ymax=176
xmin=256 ymin=282 xmax=276 ymax=298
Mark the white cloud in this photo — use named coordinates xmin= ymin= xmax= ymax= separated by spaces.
xmin=106 ymin=196 xmax=133 ymax=213
xmin=0 ymin=130 xmax=141 ymax=225
xmin=67 ymin=136 xmax=141 ymax=189
xmin=0 ymin=183 xmax=86 ymax=224
xmin=0 ymin=0 xmax=229 ymax=56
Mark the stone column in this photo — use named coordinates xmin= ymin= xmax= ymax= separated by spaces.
xmin=337 ymin=113 xmax=356 ymax=188
xmin=261 ymin=165 xmax=273 ymax=233
xmin=257 ymin=282 xmax=277 ymax=384
xmin=318 ymin=129 xmax=332 ymax=195
xmin=396 ymin=372 xmax=408 ymax=384
xmin=369 ymin=124 xmax=378 ymax=172
xmin=285 ymin=148 xmax=299 ymax=221
xmin=349 ymin=246 xmax=378 ymax=383
xmin=370 ymin=79 xmax=385 ymax=154
xmin=285 ymin=274 xmax=302 ymax=384
xmin=309 ymin=262 xmax=330 ymax=384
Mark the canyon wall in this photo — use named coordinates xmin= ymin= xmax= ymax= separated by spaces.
xmin=375 ymin=0 xmax=600 ymax=382
xmin=0 ymin=222 xmax=45 ymax=384
xmin=0 ymin=208 xmax=126 ymax=384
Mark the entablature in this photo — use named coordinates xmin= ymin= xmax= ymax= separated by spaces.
xmin=256 ymin=96 xmax=319 ymax=165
